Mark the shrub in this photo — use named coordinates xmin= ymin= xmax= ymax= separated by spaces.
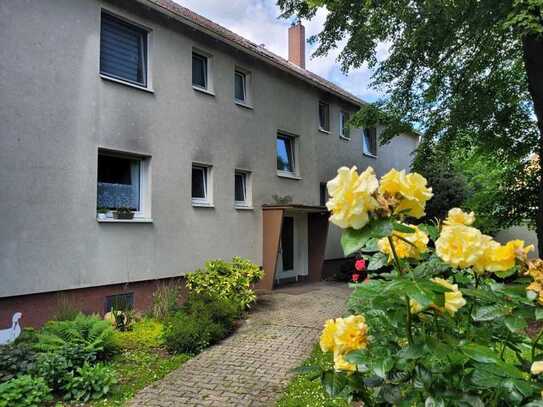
xmin=0 ymin=375 xmax=52 ymax=407
xmin=35 ymin=313 xmax=116 ymax=358
xmin=61 ymin=363 xmax=117 ymax=403
xmin=113 ymin=318 xmax=164 ymax=350
xmin=35 ymin=344 xmax=97 ymax=391
xmin=162 ymin=312 xmax=225 ymax=354
xmin=184 ymin=294 xmax=241 ymax=333
xmin=151 ymin=280 xmax=182 ymax=321
xmin=186 ymin=257 xmax=263 ymax=309
xmin=0 ymin=343 xmax=37 ymax=383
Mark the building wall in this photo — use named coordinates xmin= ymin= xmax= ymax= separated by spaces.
xmin=0 ymin=0 xmax=418 ymax=299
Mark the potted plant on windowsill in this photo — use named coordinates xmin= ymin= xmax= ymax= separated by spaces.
xmin=113 ymin=207 xmax=134 ymax=220
xmin=97 ymin=207 xmax=109 ymax=220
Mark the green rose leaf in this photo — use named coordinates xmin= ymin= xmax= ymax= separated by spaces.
xmin=471 ymin=305 xmax=511 ymax=321
xmin=321 ymin=371 xmax=348 ymax=398
xmin=536 ymin=308 xmax=543 ymax=320
xmin=367 ymin=252 xmax=388 ymax=271
xmin=392 ymin=221 xmax=416 ymax=233
xmin=462 ymin=344 xmax=500 ymax=364
xmin=341 ymin=218 xmax=393 ymax=256
xmin=504 ymin=315 xmax=528 ymax=332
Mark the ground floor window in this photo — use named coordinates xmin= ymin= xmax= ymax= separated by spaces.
xmin=234 ymin=170 xmax=251 ymax=207
xmin=97 ymin=149 xmax=150 ymax=219
xmin=192 ymin=164 xmax=213 ymax=206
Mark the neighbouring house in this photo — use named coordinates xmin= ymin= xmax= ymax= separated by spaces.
xmin=0 ymin=0 xmax=418 ymax=327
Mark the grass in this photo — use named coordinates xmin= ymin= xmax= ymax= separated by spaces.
xmin=276 ymin=346 xmax=349 ymax=407
xmin=87 ymin=318 xmax=191 ymax=406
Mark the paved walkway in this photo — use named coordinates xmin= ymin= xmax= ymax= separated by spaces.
xmin=130 ymin=282 xmax=352 ymax=407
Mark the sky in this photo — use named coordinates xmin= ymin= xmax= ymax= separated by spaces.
xmin=173 ymin=0 xmax=383 ymax=102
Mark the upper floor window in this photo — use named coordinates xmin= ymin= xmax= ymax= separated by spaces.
xmin=363 ymin=127 xmax=378 ymax=157
xmin=192 ymin=52 xmax=209 ymax=90
xmin=340 ymin=111 xmax=351 ymax=140
xmin=234 ymin=71 xmax=247 ymax=102
xmin=192 ymin=164 xmax=213 ymax=206
xmin=276 ymin=134 xmax=296 ymax=176
xmin=100 ymin=12 xmax=149 ymax=87
xmin=318 ymin=102 xmax=330 ymax=132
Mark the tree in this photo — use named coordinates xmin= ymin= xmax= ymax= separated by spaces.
xmin=278 ymin=0 xmax=543 ymax=252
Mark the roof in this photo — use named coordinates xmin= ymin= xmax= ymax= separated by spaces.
xmin=136 ymin=0 xmax=365 ymax=107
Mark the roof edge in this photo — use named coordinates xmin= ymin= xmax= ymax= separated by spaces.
xmin=135 ymin=0 xmax=364 ymax=107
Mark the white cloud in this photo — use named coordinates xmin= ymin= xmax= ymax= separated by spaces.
xmin=173 ymin=0 xmax=382 ymax=102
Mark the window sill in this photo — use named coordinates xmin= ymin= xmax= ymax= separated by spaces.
xmin=277 ymin=171 xmax=302 ymax=180
xmin=234 ymin=205 xmax=254 ymax=210
xmin=100 ymin=74 xmax=154 ymax=94
xmin=363 ymin=152 xmax=378 ymax=159
xmin=97 ymin=218 xmax=153 ymax=223
xmin=192 ymin=86 xmax=215 ymax=96
xmin=234 ymin=100 xmax=254 ymax=110
xmin=192 ymin=202 xmax=215 ymax=208
xmin=339 ymin=135 xmax=351 ymax=142
xmin=318 ymin=128 xmax=331 ymax=134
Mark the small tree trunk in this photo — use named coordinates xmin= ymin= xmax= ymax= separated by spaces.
xmin=523 ymin=34 xmax=543 ymax=256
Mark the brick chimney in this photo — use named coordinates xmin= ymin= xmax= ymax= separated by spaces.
xmin=288 ymin=21 xmax=306 ymax=69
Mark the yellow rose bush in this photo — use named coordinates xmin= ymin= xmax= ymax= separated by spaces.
xmin=309 ymin=168 xmax=543 ymax=404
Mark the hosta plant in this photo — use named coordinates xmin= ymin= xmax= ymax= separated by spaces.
xmin=307 ymin=166 xmax=543 ymax=406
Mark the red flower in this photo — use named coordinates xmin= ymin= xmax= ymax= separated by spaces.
xmin=352 ymin=273 xmax=360 ymax=282
xmin=355 ymin=259 xmax=366 ymax=272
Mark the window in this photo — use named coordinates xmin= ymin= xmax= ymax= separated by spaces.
xmin=100 ymin=12 xmax=148 ymax=87
xmin=363 ymin=127 xmax=378 ymax=157
xmin=234 ymin=71 xmax=246 ymax=102
xmin=192 ymin=52 xmax=208 ymax=89
xmin=192 ymin=164 xmax=212 ymax=205
xmin=318 ymin=102 xmax=330 ymax=132
xmin=276 ymin=134 xmax=296 ymax=175
xmin=105 ymin=293 xmax=134 ymax=313
xmin=234 ymin=171 xmax=251 ymax=207
xmin=340 ymin=111 xmax=351 ymax=139
xmin=97 ymin=153 xmax=141 ymax=211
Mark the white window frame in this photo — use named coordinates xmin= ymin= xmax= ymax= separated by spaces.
xmin=340 ymin=111 xmax=351 ymax=140
xmin=99 ymin=10 xmax=154 ymax=93
xmin=192 ymin=164 xmax=213 ymax=207
xmin=233 ymin=66 xmax=253 ymax=108
xmin=234 ymin=170 xmax=252 ymax=208
xmin=96 ymin=148 xmax=152 ymax=222
xmin=192 ymin=48 xmax=214 ymax=95
xmin=363 ymin=127 xmax=378 ymax=158
xmin=276 ymin=132 xmax=300 ymax=179
xmin=318 ymin=101 xmax=330 ymax=133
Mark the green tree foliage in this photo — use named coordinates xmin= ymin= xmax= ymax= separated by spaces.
xmin=278 ymin=0 xmax=543 ymax=251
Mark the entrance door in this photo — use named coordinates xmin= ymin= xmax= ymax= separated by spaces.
xmin=276 ymin=213 xmax=308 ymax=282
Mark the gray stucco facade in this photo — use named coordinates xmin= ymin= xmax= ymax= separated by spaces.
xmin=0 ymin=0 xmax=418 ymax=299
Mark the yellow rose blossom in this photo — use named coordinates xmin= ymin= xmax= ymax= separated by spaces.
xmin=334 ymin=315 xmax=368 ymax=353
xmin=379 ymin=169 xmax=433 ymax=219
xmin=443 ymin=208 xmax=475 ymax=226
xmin=483 ymin=240 xmax=532 ymax=272
xmin=378 ymin=224 xmax=429 ymax=263
xmin=526 ymin=259 xmax=543 ymax=305
xmin=531 ymin=361 xmax=543 ymax=375
xmin=326 ymin=166 xmax=380 ymax=229
xmin=431 ymin=278 xmax=467 ymax=315
xmin=435 ymin=224 xmax=488 ymax=269
xmin=319 ymin=319 xmax=337 ymax=353
xmin=410 ymin=278 xmax=467 ymax=315
xmin=333 ymin=351 xmax=357 ymax=373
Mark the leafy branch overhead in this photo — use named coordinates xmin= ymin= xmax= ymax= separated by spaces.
xmin=278 ymin=0 xmax=543 ymax=253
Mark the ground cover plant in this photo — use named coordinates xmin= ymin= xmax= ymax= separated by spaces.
xmin=0 ymin=257 xmax=262 ymax=406
xmin=304 ymin=165 xmax=543 ymax=405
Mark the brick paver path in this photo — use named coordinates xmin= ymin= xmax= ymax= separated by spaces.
xmin=130 ymin=282 xmax=352 ymax=407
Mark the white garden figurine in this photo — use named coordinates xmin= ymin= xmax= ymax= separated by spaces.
xmin=0 ymin=312 xmax=22 ymax=345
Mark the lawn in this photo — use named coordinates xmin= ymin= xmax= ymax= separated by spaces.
xmin=276 ymin=346 xmax=349 ymax=407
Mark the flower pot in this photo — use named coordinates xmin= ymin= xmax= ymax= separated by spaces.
xmin=113 ymin=211 xmax=134 ymax=220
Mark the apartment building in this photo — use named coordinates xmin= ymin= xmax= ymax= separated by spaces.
xmin=0 ymin=0 xmax=418 ymax=326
